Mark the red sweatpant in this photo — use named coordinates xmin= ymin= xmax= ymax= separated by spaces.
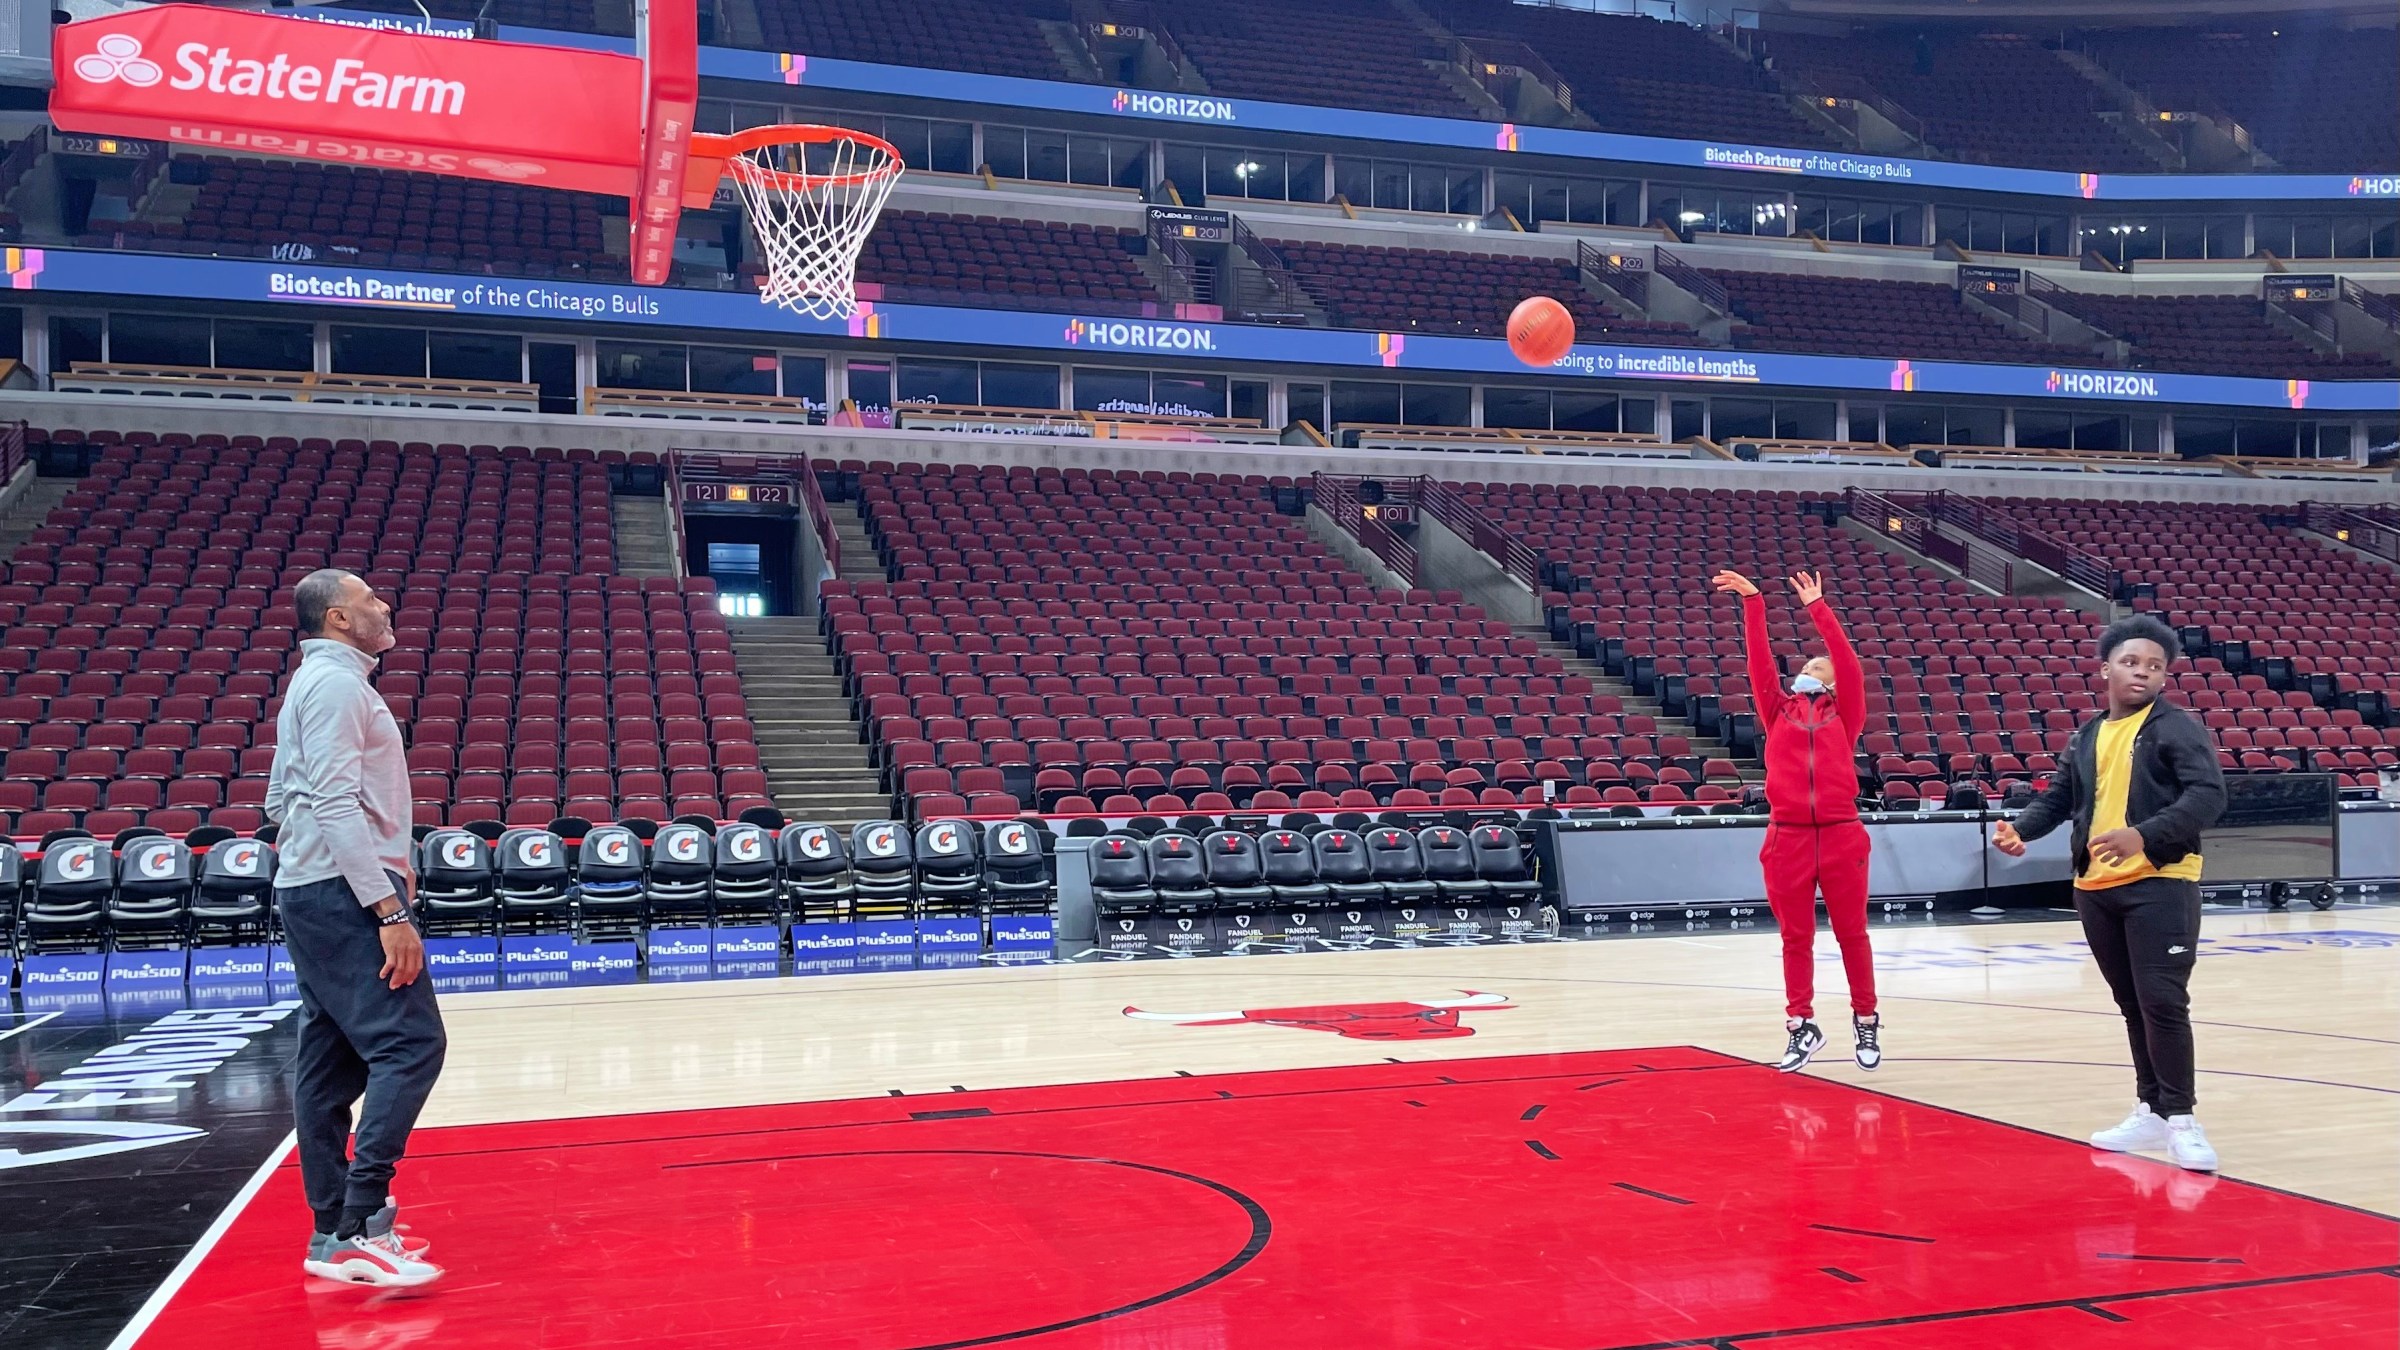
xmin=1760 ymin=820 xmax=1877 ymax=1021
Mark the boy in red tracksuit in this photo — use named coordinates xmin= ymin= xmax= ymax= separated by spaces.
xmin=1712 ymin=568 xmax=1880 ymax=1074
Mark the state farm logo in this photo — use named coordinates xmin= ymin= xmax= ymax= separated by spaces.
xmin=74 ymin=35 xmax=469 ymax=116
xmin=466 ymin=156 xmax=544 ymax=180
xmin=75 ymin=34 xmax=163 ymax=87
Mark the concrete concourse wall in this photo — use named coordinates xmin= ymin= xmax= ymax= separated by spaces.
xmin=0 ymin=391 xmax=2390 ymax=508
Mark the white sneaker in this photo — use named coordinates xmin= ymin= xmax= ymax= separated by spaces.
xmin=2165 ymin=1114 xmax=2218 ymax=1172
xmin=1852 ymin=1015 xmax=1881 ymax=1071
xmin=1776 ymin=1020 xmax=1826 ymax=1073
xmin=303 ymin=1212 xmax=445 ymax=1287
xmin=2090 ymin=1103 xmax=2170 ymax=1152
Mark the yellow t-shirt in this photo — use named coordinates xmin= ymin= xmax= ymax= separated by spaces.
xmin=2077 ymin=703 xmax=2202 ymax=890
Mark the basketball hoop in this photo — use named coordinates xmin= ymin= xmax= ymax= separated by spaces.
xmin=691 ymin=124 xmax=902 ymax=320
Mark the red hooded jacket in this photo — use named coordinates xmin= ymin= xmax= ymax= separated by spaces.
xmin=1742 ymin=592 xmax=1866 ymax=826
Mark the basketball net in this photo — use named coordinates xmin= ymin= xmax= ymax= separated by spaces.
xmin=706 ymin=128 xmax=903 ymax=320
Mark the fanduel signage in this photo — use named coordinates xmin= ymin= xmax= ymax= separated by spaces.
xmin=0 ymin=1002 xmax=298 ymax=1170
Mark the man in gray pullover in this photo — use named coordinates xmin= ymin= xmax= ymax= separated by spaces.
xmin=266 ymin=568 xmax=446 ymax=1287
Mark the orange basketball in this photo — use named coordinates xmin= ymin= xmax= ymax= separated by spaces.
xmin=1507 ymin=295 xmax=1576 ymax=367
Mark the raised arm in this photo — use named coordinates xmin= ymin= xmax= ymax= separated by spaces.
xmin=1790 ymin=571 xmax=1864 ymax=737
xmin=1714 ymin=570 xmax=1783 ymax=726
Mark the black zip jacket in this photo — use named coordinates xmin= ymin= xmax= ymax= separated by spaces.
xmin=2010 ymin=697 xmax=2227 ymax=877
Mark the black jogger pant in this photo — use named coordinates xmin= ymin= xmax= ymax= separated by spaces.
xmin=2075 ymin=876 xmax=2202 ymax=1117
xmin=278 ymin=870 xmax=448 ymax=1234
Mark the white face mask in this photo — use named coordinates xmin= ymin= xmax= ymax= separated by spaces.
xmin=1791 ymin=673 xmax=1827 ymax=695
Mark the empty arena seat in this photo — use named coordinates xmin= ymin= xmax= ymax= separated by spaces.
xmin=860 ymin=212 xmax=1163 ymax=309
xmin=26 ymin=834 xmax=109 ymax=951
xmin=1273 ymin=237 xmax=1704 ymax=345
xmin=108 ymin=834 xmax=194 ymax=949
xmin=981 ymin=818 xmax=1052 ymax=911
xmin=1087 ymin=833 xmax=1155 ymax=913
xmin=495 ymin=827 xmax=572 ymax=932
xmin=1431 ymin=1 xmax=1838 ymax=149
xmin=1260 ymin=828 xmax=1330 ymax=905
xmin=574 ymin=823 xmax=648 ymax=935
xmin=1147 ymin=0 xmax=1478 ymax=118
xmin=643 ymin=822 xmax=716 ymax=924
xmin=1200 ymin=829 xmax=1272 ymax=909
xmin=1470 ymin=824 xmax=1541 ymax=899
xmin=1415 ymin=824 xmax=1484 ymax=900
xmin=1453 ymin=479 xmax=2111 ymax=799
xmin=193 ymin=834 xmax=276 ymax=943
xmin=162 ymin=155 xmax=614 ymax=276
xmin=709 ymin=822 xmax=781 ymax=921
xmin=1705 ymin=268 xmax=2089 ymax=365
xmin=1758 ymin=30 xmax=2160 ymax=173
xmin=1312 ymin=829 xmax=1380 ymax=905
xmin=749 ymin=0 xmax=1072 ymax=81
xmin=2081 ymin=27 xmax=2397 ymax=172
xmin=1365 ymin=826 xmax=1438 ymax=902
xmin=2030 ymin=291 xmax=2391 ymax=379
xmin=849 ymin=820 xmax=917 ymax=915
xmin=780 ymin=822 xmax=854 ymax=917
xmin=1968 ymin=495 xmax=2400 ymax=752
xmin=913 ymin=818 xmax=983 ymax=912
xmin=829 ymin=464 xmax=1596 ymax=819
xmin=417 ymin=827 xmax=496 ymax=934
xmin=1 ymin=434 xmax=747 ymax=838
xmin=1146 ymin=831 xmax=1210 ymax=912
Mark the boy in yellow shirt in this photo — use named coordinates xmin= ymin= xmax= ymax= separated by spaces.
xmin=1992 ymin=614 xmax=2227 ymax=1172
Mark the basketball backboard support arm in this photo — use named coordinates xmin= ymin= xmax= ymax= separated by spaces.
xmin=629 ymin=0 xmax=698 ymax=286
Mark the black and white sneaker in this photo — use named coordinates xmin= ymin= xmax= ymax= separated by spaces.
xmin=1853 ymin=1015 xmax=1881 ymax=1071
xmin=1776 ymin=1020 xmax=1826 ymax=1073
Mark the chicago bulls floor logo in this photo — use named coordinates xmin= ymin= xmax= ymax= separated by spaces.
xmin=1121 ymin=991 xmax=1513 ymax=1040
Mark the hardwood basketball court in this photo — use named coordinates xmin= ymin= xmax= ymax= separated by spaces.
xmin=57 ymin=902 xmax=2400 ymax=1349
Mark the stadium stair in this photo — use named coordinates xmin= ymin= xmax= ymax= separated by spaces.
xmin=1513 ymin=624 xmax=1761 ymax=790
xmin=728 ymin=616 xmax=894 ymax=828
xmin=611 ymin=495 xmax=678 ymax=578
xmin=0 ymin=478 xmax=76 ymax=558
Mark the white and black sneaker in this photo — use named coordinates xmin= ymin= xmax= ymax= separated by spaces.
xmin=1776 ymin=1019 xmax=1826 ymax=1073
xmin=1853 ymin=1015 xmax=1882 ymax=1071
